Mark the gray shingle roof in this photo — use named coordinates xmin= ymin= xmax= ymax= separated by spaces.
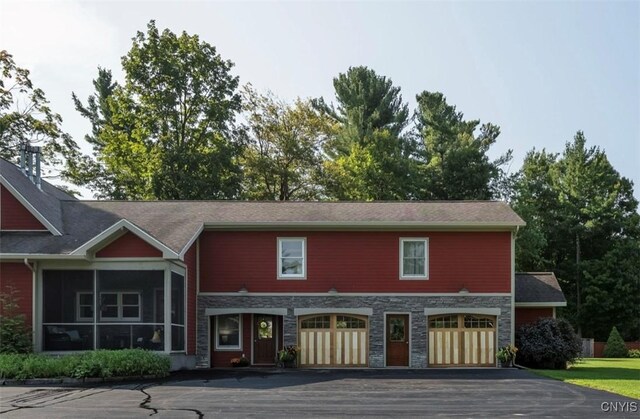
xmin=0 ymin=158 xmax=526 ymax=257
xmin=515 ymin=272 xmax=566 ymax=304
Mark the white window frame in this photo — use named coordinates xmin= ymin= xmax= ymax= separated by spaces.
xmin=277 ymin=237 xmax=307 ymax=280
xmin=76 ymin=292 xmax=94 ymax=322
xmin=99 ymin=291 xmax=142 ymax=321
xmin=215 ymin=314 xmax=242 ymax=350
xmin=399 ymin=238 xmax=429 ymax=280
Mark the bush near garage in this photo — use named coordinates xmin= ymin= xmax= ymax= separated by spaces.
xmin=516 ymin=317 xmax=582 ymax=369
xmin=602 ymin=327 xmax=629 ymax=358
xmin=628 ymin=349 xmax=640 ymax=358
xmin=0 ymin=349 xmax=170 ymax=380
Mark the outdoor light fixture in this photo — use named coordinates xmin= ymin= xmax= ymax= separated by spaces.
xmin=328 ymin=287 xmax=338 ymax=294
xmin=458 ymin=286 xmax=469 ymax=294
xmin=238 ymin=285 xmax=248 ymax=294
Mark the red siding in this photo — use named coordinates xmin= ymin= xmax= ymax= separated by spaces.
xmin=210 ymin=313 xmax=252 ymax=367
xmin=95 ymin=231 xmax=162 ymax=258
xmin=515 ymin=307 xmax=553 ymax=329
xmin=199 ymin=231 xmax=512 ymax=293
xmin=0 ymin=263 xmax=33 ymax=330
xmin=184 ymin=242 xmax=197 ymax=355
xmin=0 ymin=185 xmax=46 ymax=231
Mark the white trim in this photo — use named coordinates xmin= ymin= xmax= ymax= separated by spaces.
xmin=515 ymin=302 xmax=567 ymax=307
xmin=205 ymin=308 xmax=288 ymax=316
xmin=0 ymin=175 xmax=62 ymax=235
xmin=510 ymin=231 xmax=515 ymax=344
xmin=424 ymin=308 xmax=501 ymax=316
xmin=198 ymin=292 xmax=511 ymax=297
xmin=383 ymin=311 xmax=412 ymax=367
xmin=179 ymin=224 xmax=204 ymax=259
xmin=277 ymin=237 xmax=306 ymax=280
xmin=204 ymin=221 xmax=524 ymax=229
xmin=70 ymin=219 xmax=179 ymax=260
xmin=1 ymin=254 xmax=87 ymax=260
xmin=399 ymin=237 xmax=428 ymax=279
xmin=293 ymin=308 xmax=373 ymax=316
xmin=214 ymin=313 xmax=242 ymax=351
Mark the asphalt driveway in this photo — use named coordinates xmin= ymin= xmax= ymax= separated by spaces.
xmin=1 ymin=368 xmax=637 ymax=418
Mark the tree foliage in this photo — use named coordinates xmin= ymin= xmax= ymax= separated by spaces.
xmin=0 ymin=286 xmax=32 ymax=354
xmin=513 ymin=132 xmax=640 ymax=340
xmin=0 ymin=50 xmax=78 ymax=176
xmin=67 ymin=21 xmax=243 ymax=199
xmin=413 ymin=91 xmax=512 ymax=200
xmin=603 ymin=326 xmax=629 ymax=358
xmin=315 ymin=66 xmax=416 ymax=200
xmin=241 ymin=86 xmax=332 ymax=200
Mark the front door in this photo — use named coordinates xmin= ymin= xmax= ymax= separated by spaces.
xmin=254 ymin=315 xmax=276 ymax=364
xmin=386 ymin=314 xmax=409 ymax=366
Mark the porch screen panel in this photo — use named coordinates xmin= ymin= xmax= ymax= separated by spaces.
xmin=97 ymin=270 xmax=164 ymax=350
xmin=171 ymin=272 xmax=185 ymax=351
xmin=42 ymin=270 xmax=94 ymax=351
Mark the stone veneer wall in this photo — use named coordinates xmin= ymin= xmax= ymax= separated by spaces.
xmin=196 ymin=295 xmax=511 ymax=368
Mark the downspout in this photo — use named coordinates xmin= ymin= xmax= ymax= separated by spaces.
xmin=24 ymin=258 xmax=37 ymax=351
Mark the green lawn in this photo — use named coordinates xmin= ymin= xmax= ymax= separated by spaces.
xmin=531 ymin=358 xmax=640 ymax=399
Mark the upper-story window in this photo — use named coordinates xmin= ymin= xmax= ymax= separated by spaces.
xmin=400 ymin=238 xmax=428 ymax=279
xmin=278 ymin=237 xmax=306 ymax=279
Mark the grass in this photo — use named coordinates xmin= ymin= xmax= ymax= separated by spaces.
xmin=531 ymin=358 xmax=640 ymax=399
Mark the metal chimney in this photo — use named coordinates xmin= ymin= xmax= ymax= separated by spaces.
xmin=26 ymin=146 xmax=34 ymax=182
xmin=34 ymin=146 xmax=42 ymax=190
xmin=20 ymin=143 xmax=27 ymax=175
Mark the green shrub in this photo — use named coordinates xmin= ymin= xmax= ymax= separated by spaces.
xmin=0 ymin=287 xmax=33 ymax=354
xmin=628 ymin=349 xmax=640 ymax=358
xmin=516 ymin=318 xmax=582 ymax=369
xmin=0 ymin=350 xmax=170 ymax=379
xmin=603 ymin=327 xmax=629 ymax=358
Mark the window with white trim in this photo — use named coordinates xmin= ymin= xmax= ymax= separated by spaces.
xmin=400 ymin=238 xmax=428 ymax=279
xmin=99 ymin=292 xmax=141 ymax=321
xmin=215 ymin=314 xmax=241 ymax=350
xmin=76 ymin=292 xmax=94 ymax=322
xmin=278 ymin=238 xmax=306 ymax=279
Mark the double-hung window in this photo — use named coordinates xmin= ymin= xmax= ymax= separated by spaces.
xmin=278 ymin=237 xmax=306 ymax=279
xmin=99 ymin=292 xmax=141 ymax=321
xmin=400 ymin=238 xmax=428 ymax=279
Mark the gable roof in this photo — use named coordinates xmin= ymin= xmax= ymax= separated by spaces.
xmin=515 ymin=272 xmax=567 ymax=306
xmin=0 ymin=158 xmax=76 ymax=236
xmin=0 ymin=158 xmax=526 ymax=260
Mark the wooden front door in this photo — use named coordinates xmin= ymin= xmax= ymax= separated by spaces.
xmin=386 ymin=314 xmax=409 ymax=366
xmin=254 ymin=315 xmax=276 ymax=364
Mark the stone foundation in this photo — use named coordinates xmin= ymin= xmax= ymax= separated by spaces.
xmin=197 ymin=294 xmax=512 ymax=368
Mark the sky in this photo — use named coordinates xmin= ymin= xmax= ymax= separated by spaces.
xmin=1 ymin=0 xmax=639 ymax=200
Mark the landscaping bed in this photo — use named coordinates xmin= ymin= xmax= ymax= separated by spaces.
xmin=0 ymin=349 xmax=170 ymax=381
xmin=530 ymin=358 xmax=640 ymax=399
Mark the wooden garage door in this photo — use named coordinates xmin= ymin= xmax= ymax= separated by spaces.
xmin=428 ymin=314 xmax=496 ymax=367
xmin=298 ymin=314 xmax=368 ymax=367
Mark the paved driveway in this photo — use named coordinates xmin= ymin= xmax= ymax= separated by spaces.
xmin=1 ymin=369 xmax=637 ymax=418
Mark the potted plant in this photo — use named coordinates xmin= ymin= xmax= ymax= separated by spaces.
xmin=496 ymin=344 xmax=518 ymax=367
xmin=230 ymin=354 xmax=250 ymax=367
xmin=277 ymin=345 xmax=299 ymax=368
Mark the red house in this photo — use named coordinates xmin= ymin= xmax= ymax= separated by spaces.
xmin=0 ymin=154 xmax=566 ymax=369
